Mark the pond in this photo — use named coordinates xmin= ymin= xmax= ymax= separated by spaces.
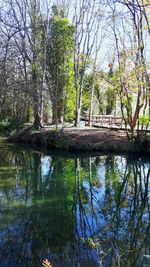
xmin=0 ymin=144 xmax=149 ymax=267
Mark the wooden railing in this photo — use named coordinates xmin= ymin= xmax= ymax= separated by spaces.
xmin=82 ymin=115 xmax=123 ymax=127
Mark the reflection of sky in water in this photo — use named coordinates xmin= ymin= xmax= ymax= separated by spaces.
xmin=0 ymin=146 xmax=149 ymax=267
xmin=41 ymin=156 xmax=52 ymax=181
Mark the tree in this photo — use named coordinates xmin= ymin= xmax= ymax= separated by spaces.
xmin=108 ymin=0 xmax=150 ymax=139
xmin=73 ymin=0 xmax=103 ymax=127
xmin=29 ymin=0 xmax=46 ymax=128
xmin=46 ymin=13 xmax=75 ymax=126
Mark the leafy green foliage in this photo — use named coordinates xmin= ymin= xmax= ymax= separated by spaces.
xmin=82 ymin=73 xmax=93 ymax=113
xmin=105 ymin=88 xmax=116 ymax=115
xmin=0 ymin=117 xmax=24 ymax=137
xmin=139 ymin=115 xmax=149 ymax=125
xmin=85 ymin=71 xmax=116 ymax=115
xmin=47 ymin=16 xmax=75 ymax=122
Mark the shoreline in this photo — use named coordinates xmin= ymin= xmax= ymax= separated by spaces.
xmin=7 ymin=127 xmax=150 ymax=154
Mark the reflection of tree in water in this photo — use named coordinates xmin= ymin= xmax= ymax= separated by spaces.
xmin=76 ymin=156 xmax=150 ymax=267
xmin=0 ymin=149 xmax=79 ymax=267
xmin=0 ymin=146 xmax=149 ymax=267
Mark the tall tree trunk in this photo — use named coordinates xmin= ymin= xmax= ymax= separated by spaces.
xmin=32 ymin=69 xmax=43 ymax=128
xmin=88 ymin=76 xmax=95 ymax=127
xmin=34 ymin=99 xmax=43 ymax=129
xmin=52 ymin=101 xmax=58 ymax=126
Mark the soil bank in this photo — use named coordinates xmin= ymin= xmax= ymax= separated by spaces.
xmin=7 ymin=127 xmax=150 ymax=154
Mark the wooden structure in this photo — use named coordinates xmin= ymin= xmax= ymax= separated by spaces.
xmin=83 ymin=115 xmax=123 ymax=128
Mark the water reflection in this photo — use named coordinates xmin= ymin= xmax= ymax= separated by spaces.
xmin=0 ymin=145 xmax=149 ymax=267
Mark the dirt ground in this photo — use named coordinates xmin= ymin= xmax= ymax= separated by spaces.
xmin=9 ymin=125 xmax=149 ymax=153
xmin=41 ymin=127 xmax=130 ymax=152
xmin=61 ymin=127 xmax=128 ymax=144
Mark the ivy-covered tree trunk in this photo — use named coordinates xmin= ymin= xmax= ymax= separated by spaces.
xmin=57 ymin=100 xmax=64 ymax=124
xmin=30 ymin=0 xmax=45 ymax=129
xmin=52 ymin=102 xmax=57 ymax=126
xmin=46 ymin=14 xmax=75 ymax=127
xmin=34 ymin=101 xmax=43 ymax=128
xmin=32 ymin=65 xmax=43 ymax=129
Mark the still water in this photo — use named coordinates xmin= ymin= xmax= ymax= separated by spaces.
xmin=0 ymin=144 xmax=149 ymax=267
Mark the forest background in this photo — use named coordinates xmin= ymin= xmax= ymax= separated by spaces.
xmin=0 ymin=0 xmax=150 ymax=140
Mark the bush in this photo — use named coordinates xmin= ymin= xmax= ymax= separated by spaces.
xmin=0 ymin=117 xmax=24 ymax=137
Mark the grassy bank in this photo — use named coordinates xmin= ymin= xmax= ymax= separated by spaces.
xmin=7 ymin=126 xmax=150 ymax=154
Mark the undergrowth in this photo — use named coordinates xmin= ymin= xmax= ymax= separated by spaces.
xmin=0 ymin=117 xmax=24 ymax=137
